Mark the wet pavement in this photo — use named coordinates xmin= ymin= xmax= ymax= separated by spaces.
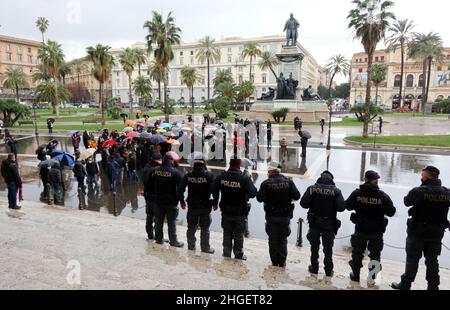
xmin=1 ymin=135 xmax=450 ymax=269
xmin=2 ymin=198 xmax=449 ymax=290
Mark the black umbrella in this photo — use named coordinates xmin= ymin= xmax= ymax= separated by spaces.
xmin=120 ymin=113 xmax=129 ymax=118
xmin=47 ymin=118 xmax=55 ymax=123
xmin=301 ymin=130 xmax=312 ymax=139
xmin=150 ymin=135 xmax=167 ymax=145
xmin=143 ymin=115 xmax=150 ymax=118
xmin=139 ymin=132 xmax=152 ymax=139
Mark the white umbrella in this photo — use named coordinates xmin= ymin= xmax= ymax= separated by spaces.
xmin=123 ymin=127 xmax=134 ymax=133
xmin=80 ymin=148 xmax=96 ymax=160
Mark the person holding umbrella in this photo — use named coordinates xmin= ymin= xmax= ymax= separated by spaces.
xmin=320 ymin=118 xmax=326 ymax=134
xmin=85 ymin=156 xmax=100 ymax=190
xmin=299 ymin=130 xmax=311 ymax=158
xmin=47 ymin=118 xmax=55 ymax=134
xmin=48 ymin=161 xmax=64 ymax=206
xmin=267 ymin=120 xmax=273 ymax=149
xmin=1 ymin=154 xmax=22 ymax=210
xmin=73 ymin=151 xmax=87 ymax=194
xmin=72 ymin=132 xmax=81 ymax=153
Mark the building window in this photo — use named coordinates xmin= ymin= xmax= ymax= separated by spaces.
xmin=238 ymin=75 xmax=243 ymax=84
xmin=228 ymin=55 xmax=232 ymax=63
xmin=418 ymin=74 xmax=424 ymax=87
xmin=262 ymin=88 xmax=266 ymax=92
xmin=375 ymin=56 xmax=379 ymax=62
xmin=28 ymin=55 xmax=33 ymax=63
xmin=394 ymin=75 xmax=401 ymax=87
xmin=437 ymin=66 xmax=442 ymax=71
xmin=381 ymin=56 xmax=385 ymax=61
xmin=239 ymin=66 xmax=243 ymax=72
xmin=227 ymin=48 xmax=232 ymax=53
xmin=250 ymin=75 xmax=254 ymax=83
xmin=364 ymin=58 xmax=367 ymax=62
xmin=190 ymin=57 xmax=195 ymax=65
xmin=190 ymin=51 xmax=194 ymax=56
xmin=28 ymin=48 xmax=32 ymax=53
xmin=18 ymin=54 xmax=23 ymax=62
xmin=180 ymin=51 xmax=184 ymax=56
xmin=358 ymin=68 xmax=363 ymax=73
xmin=180 ymin=57 xmax=184 ymax=65
xmin=116 ymin=72 xmax=120 ymax=77
xmin=6 ymin=53 xmax=12 ymax=61
xmin=262 ymin=74 xmax=267 ymax=84
xmin=406 ymin=74 xmax=414 ymax=87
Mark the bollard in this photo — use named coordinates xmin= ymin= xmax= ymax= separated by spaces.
xmin=296 ymin=218 xmax=304 ymax=247
xmin=113 ymin=191 xmax=118 ymax=217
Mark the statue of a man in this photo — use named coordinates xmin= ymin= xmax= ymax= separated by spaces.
xmin=283 ymin=13 xmax=300 ymax=46
xmin=276 ymin=73 xmax=286 ymax=100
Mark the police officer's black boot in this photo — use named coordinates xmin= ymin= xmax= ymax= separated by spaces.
xmin=391 ymin=281 xmax=411 ymax=290
xmin=308 ymin=265 xmax=319 ymax=275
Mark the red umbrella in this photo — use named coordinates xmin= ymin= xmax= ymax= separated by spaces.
xmin=231 ymin=137 xmax=245 ymax=146
xmin=126 ymin=132 xmax=140 ymax=138
xmin=102 ymin=139 xmax=116 ymax=148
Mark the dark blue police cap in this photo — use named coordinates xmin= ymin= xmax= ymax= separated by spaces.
xmin=365 ymin=170 xmax=380 ymax=181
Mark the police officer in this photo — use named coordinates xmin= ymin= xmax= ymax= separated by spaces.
xmin=212 ymin=158 xmax=257 ymax=260
xmin=392 ymin=166 xmax=450 ymax=290
xmin=152 ymin=153 xmax=185 ymax=247
xmin=300 ymin=171 xmax=346 ymax=277
xmin=257 ymin=162 xmax=301 ymax=267
xmin=180 ymin=156 xmax=215 ymax=254
xmin=142 ymin=153 xmax=163 ymax=240
xmin=346 ymin=170 xmax=396 ymax=283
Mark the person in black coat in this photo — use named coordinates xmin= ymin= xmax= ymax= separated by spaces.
xmin=346 ymin=170 xmax=396 ymax=283
xmin=180 ymin=157 xmax=215 ymax=253
xmin=392 ymin=166 xmax=450 ymax=290
xmin=257 ymin=162 xmax=301 ymax=267
xmin=48 ymin=162 xmax=64 ymax=205
xmin=1 ymin=154 xmax=22 ymax=209
xmin=142 ymin=153 xmax=163 ymax=240
xmin=152 ymin=153 xmax=185 ymax=247
xmin=301 ymin=171 xmax=346 ymax=276
xmin=212 ymin=158 xmax=257 ymax=260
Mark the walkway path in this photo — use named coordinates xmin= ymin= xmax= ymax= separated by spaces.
xmin=1 ymin=198 xmax=448 ymax=290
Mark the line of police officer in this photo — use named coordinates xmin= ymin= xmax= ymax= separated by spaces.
xmin=143 ymin=153 xmax=450 ymax=290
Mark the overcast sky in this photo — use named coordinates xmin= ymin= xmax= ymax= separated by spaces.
xmin=1 ymin=0 xmax=449 ymax=83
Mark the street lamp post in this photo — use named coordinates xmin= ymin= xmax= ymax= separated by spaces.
xmin=326 ymin=99 xmax=333 ymax=151
xmin=32 ymin=102 xmax=39 ymax=137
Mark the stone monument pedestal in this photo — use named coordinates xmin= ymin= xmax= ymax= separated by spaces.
xmin=276 ymin=45 xmax=305 ymax=99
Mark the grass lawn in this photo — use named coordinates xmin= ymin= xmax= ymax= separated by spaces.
xmin=7 ymin=124 xmax=126 ymax=132
xmin=270 ymin=118 xmax=363 ymax=127
xmin=346 ymin=135 xmax=450 ymax=148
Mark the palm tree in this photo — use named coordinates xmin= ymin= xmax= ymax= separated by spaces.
xmin=258 ymin=51 xmax=279 ymax=80
xmin=38 ymin=40 xmax=65 ymax=115
xmin=133 ymin=76 xmax=152 ymax=107
xmin=36 ymin=80 xmax=70 ymax=106
xmin=242 ymin=42 xmax=262 ymax=82
xmin=119 ymin=47 xmax=137 ymax=114
xmin=196 ymin=36 xmax=221 ymax=101
xmin=70 ymin=60 xmax=86 ymax=103
xmin=2 ymin=67 xmax=30 ymax=102
xmin=144 ymin=11 xmax=182 ymax=122
xmin=238 ymin=80 xmax=256 ymax=111
xmin=132 ymin=48 xmax=147 ymax=76
xmin=408 ymin=32 xmax=444 ymax=111
xmin=58 ymin=62 xmax=72 ymax=86
xmin=348 ymin=0 xmax=395 ymax=138
xmin=214 ymin=81 xmax=238 ymax=102
xmin=36 ymin=17 xmax=49 ymax=43
xmin=180 ymin=66 xmax=200 ymax=112
xmin=385 ymin=19 xmax=415 ymax=108
xmin=32 ymin=64 xmax=51 ymax=83
xmin=213 ymin=69 xmax=234 ymax=88
xmin=371 ymin=63 xmax=388 ymax=104
xmin=86 ymin=44 xmax=115 ymax=124
xmin=324 ymin=54 xmax=350 ymax=99
xmin=149 ymin=60 xmax=165 ymax=101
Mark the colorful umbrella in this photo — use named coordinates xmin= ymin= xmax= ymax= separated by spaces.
xmin=231 ymin=137 xmax=245 ymax=146
xmin=166 ymin=151 xmax=180 ymax=161
xmin=65 ymin=130 xmax=80 ymax=137
xmin=102 ymin=139 xmax=116 ymax=148
xmin=88 ymin=140 xmax=98 ymax=149
xmin=156 ymin=128 xmax=167 ymax=134
xmin=126 ymin=131 xmax=140 ymax=139
xmin=49 ymin=151 xmax=75 ymax=167
xmin=161 ymin=123 xmax=172 ymax=129
xmin=150 ymin=135 xmax=167 ymax=145
xmin=164 ymin=132 xmax=176 ymax=138
xmin=166 ymin=139 xmax=180 ymax=146
xmin=80 ymin=148 xmax=96 ymax=160
xmin=139 ymin=132 xmax=152 ymax=139
xmin=181 ymin=127 xmax=193 ymax=132
xmin=125 ymin=119 xmax=136 ymax=126
xmin=123 ymin=127 xmax=134 ymax=133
